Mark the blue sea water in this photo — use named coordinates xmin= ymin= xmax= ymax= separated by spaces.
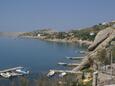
xmin=0 ymin=37 xmax=87 ymax=74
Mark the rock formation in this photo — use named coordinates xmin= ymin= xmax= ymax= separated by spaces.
xmin=72 ymin=27 xmax=115 ymax=72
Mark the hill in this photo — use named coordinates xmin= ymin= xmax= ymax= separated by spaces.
xmin=19 ymin=21 xmax=115 ymax=44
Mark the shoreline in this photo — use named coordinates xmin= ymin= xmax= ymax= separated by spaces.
xmin=19 ymin=36 xmax=93 ymax=46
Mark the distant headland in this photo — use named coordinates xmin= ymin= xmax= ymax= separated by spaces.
xmin=18 ymin=21 xmax=115 ymax=45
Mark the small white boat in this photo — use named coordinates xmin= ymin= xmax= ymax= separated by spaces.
xmin=47 ymin=70 xmax=55 ymax=77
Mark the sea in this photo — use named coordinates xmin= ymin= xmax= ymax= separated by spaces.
xmin=0 ymin=36 xmax=87 ymax=86
xmin=0 ymin=37 xmax=87 ymax=85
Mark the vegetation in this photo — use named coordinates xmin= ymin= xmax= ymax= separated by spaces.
xmin=19 ymin=21 xmax=115 ymax=42
xmin=70 ymin=29 xmax=96 ymax=41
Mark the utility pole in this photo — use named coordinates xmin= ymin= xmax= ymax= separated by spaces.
xmin=92 ymin=71 xmax=98 ymax=86
xmin=110 ymin=41 xmax=115 ymax=79
xmin=110 ymin=45 xmax=113 ymax=79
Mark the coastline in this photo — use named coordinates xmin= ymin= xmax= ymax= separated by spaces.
xmin=19 ymin=36 xmax=93 ymax=46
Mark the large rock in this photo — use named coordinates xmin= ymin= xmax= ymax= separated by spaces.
xmin=88 ymin=27 xmax=114 ymax=51
xmin=72 ymin=27 xmax=115 ymax=71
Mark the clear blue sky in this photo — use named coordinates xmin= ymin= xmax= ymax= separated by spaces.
xmin=0 ymin=0 xmax=115 ymax=32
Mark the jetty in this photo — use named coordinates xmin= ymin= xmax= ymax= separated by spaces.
xmin=58 ymin=62 xmax=79 ymax=67
xmin=0 ymin=66 xmax=23 ymax=73
xmin=66 ymin=56 xmax=84 ymax=60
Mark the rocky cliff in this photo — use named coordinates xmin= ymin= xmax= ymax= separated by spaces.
xmin=72 ymin=27 xmax=115 ymax=71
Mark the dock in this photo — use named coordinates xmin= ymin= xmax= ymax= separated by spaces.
xmin=0 ymin=66 xmax=23 ymax=73
xmin=66 ymin=57 xmax=84 ymax=60
xmin=58 ymin=62 xmax=79 ymax=67
xmin=0 ymin=66 xmax=29 ymax=78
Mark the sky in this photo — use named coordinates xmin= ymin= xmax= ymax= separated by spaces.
xmin=0 ymin=0 xmax=115 ymax=32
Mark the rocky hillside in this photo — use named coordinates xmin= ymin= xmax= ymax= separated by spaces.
xmin=19 ymin=21 xmax=115 ymax=42
xmin=71 ymin=27 xmax=115 ymax=85
xmin=69 ymin=21 xmax=115 ymax=41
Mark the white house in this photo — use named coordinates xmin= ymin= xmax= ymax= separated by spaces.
xmin=37 ymin=34 xmax=41 ymax=37
xmin=90 ymin=32 xmax=95 ymax=36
